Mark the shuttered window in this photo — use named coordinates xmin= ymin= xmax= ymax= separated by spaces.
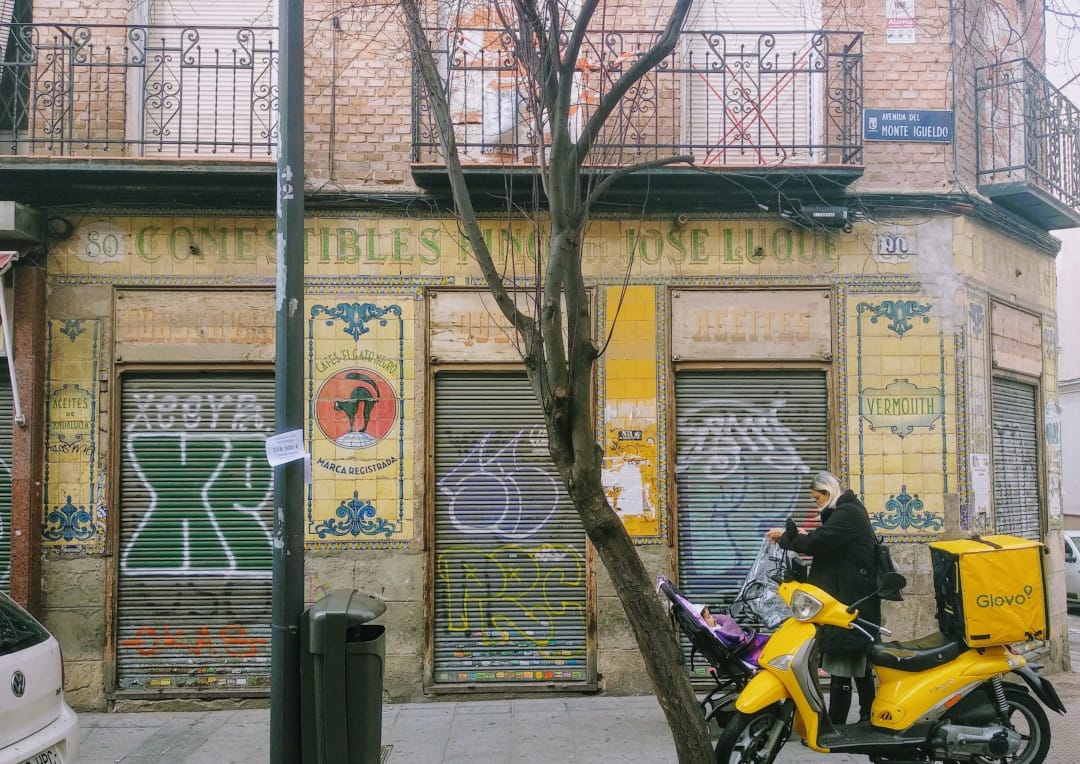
xmin=0 ymin=376 xmax=11 ymax=593
xmin=432 ymin=372 xmax=590 ymax=686
xmin=675 ymin=371 xmax=828 ymax=610
xmin=117 ymin=373 xmax=274 ymax=694
xmin=992 ymin=377 xmax=1041 ymax=540
xmin=141 ymin=0 xmax=277 ymax=156
xmin=682 ymin=0 xmax=822 ymax=164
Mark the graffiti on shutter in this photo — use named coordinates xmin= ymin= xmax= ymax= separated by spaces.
xmin=675 ymin=371 xmax=828 ymax=606
xmin=432 ymin=372 xmax=590 ymax=686
xmin=116 ymin=374 xmax=274 ymax=692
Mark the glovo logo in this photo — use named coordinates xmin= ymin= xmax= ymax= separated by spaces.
xmin=975 ymin=584 xmax=1034 ymax=608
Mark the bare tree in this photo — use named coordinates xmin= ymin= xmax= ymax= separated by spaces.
xmin=400 ymin=0 xmax=712 ymax=760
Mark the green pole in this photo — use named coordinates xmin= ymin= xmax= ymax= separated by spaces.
xmin=271 ymin=0 xmax=305 ymax=762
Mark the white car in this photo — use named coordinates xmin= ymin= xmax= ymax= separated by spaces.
xmin=0 ymin=591 xmax=79 ymax=764
xmin=1066 ymin=532 xmax=1080 ymax=612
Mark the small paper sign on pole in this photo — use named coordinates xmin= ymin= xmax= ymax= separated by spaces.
xmin=265 ymin=429 xmax=306 ymax=466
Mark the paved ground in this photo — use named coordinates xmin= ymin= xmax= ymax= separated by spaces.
xmin=77 ymin=665 xmax=1080 ymax=763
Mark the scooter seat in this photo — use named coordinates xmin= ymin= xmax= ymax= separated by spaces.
xmin=869 ymin=631 xmax=966 ymax=672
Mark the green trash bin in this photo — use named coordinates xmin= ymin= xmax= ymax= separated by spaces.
xmin=300 ymin=589 xmax=386 ymax=764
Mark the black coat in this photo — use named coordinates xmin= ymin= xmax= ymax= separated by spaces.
xmin=778 ymin=489 xmax=881 ymax=654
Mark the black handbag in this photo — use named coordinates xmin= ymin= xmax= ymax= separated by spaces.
xmin=875 ymin=537 xmax=904 ymax=601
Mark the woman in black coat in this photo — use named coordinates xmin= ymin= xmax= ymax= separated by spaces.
xmin=766 ymin=471 xmax=881 ymax=725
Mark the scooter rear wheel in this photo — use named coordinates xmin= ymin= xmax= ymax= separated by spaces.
xmin=714 ymin=704 xmax=790 ymax=764
xmin=973 ymin=685 xmax=1050 ymax=764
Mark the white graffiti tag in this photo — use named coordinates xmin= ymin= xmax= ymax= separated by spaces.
xmin=126 ymin=392 xmax=267 ymax=433
xmin=676 ymin=398 xmax=812 ymax=480
xmin=120 ymin=431 xmax=273 ymax=576
xmin=438 ymin=428 xmax=565 ymax=540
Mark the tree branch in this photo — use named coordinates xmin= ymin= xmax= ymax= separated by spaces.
xmin=575 ymin=0 xmax=694 ymax=164
xmin=583 ymin=154 xmax=695 ymax=213
xmin=400 ymin=0 xmax=536 ymax=346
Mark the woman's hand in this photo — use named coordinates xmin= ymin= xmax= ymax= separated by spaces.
xmin=765 ymin=528 xmax=784 ymax=542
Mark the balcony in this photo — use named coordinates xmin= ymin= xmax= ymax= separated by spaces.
xmin=976 ymin=58 xmax=1080 ymax=230
xmin=411 ymin=27 xmax=863 ymax=211
xmin=0 ymin=23 xmax=279 ymax=207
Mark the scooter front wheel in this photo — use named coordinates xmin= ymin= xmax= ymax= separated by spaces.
xmin=714 ymin=704 xmax=791 ymax=764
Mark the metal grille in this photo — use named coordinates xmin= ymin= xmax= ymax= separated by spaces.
xmin=975 ymin=58 xmax=1080 ymax=220
xmin=432 ymin=372 xmax=589 ymax=685
xmin=992 ymin=377 xmax=1041 ymax=541
xmin=116 ymin=373 xmax=274 ymax=693
xmin=413 ymin=26 xmax=862 ymax=166
xmin=0 ymin=376 xmax=11 ymax=593
xmin=674 ymin=371 xmax=828 ymax=612
xmin=0 ymin=23 xmax=278 ymax=157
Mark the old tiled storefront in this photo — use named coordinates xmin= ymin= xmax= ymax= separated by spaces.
xmin=0 ymin=0 xmax=1073 ymax=712
xmin=33 ymin=210 xmax=1063 ymax=707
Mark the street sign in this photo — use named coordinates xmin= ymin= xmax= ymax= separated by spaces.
xmin=0 ymin=251 xmax=17 ymax=275
xmin=864 ymin=108 xmax=953 ymax=142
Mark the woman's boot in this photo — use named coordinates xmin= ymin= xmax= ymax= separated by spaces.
xmin=828 ymin=675 xmax=853 ymax=724
xmin=855 ymin=670 xmax=876 ymax=722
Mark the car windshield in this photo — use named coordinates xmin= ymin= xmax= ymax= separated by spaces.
xmin=0 ymin=594 xmax=50 ymax=656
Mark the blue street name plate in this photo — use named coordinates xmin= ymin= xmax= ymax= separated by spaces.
xmin=864 ymin=108 xmax=953 ymax=143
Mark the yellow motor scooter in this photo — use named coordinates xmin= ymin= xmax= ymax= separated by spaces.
xmin=715 ymin=567 xmax=1065 ymax=763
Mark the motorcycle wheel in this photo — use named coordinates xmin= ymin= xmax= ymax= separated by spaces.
xmin=946 ymin=685 xmax=1050 ymax=764
xmin=979 ymin=685 xmax=1051 ymax=764
xmin=714 ymin=704 xmax=790 ymax=764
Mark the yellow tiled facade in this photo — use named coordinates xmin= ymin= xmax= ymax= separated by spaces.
xmin=2 ymin=0 xmax=1069 ymax=711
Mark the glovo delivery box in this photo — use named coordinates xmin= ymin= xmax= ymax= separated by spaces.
xmin=929 ymin=534 xmax=1049 ymax=647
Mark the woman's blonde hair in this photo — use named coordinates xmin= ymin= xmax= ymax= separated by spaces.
xmin=810 ymin=471 xmax=843 ymax=509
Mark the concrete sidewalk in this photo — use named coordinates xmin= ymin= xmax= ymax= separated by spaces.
xmin=78 ymin=670 xmax=1080 ymax=763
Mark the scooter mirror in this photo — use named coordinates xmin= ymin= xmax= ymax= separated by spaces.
xmin=883 ymin=571 xmax=906 ymax=591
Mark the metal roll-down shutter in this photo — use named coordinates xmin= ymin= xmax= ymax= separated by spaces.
xmin=0 ymin=376 xmax=11 ymax=592
xmin=432 ymin=372 xmax=589 ymax=686
xmin=992 ymin=377 xmax=1041 ymax=540
xmin=116 ymin=373 xmax=274 ymax=694
xmin=675 ymin=370 xmax=828 ymax=610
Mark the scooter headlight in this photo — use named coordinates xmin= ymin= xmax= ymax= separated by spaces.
xmin=789 ymin=590 xmax=823 ymax=621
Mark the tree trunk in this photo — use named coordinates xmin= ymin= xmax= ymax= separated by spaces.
xmin=566 ymin=450 xmax=714 ymax=763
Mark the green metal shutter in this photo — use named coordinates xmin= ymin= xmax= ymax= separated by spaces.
xmin=117 ymin=373 xmax=274 ymax=693
xmin=0 ymin=377 xmax=11 ymax=593
xmin=992 ymin=377 xmax=1040 ymax=540
xmin=432 ymin=372 xmax=589 ymax=685
xmin=675 ymin=370 xmax=829 ymax=610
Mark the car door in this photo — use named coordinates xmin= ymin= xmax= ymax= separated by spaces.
xmin=1064 ymin=535 xmax=1080 ymax=608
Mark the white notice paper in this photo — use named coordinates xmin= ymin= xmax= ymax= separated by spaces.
xmin=969 ymin=453 xmax=991 ymax=521
xmin=266 ymin=429 xmax=306 ymax=466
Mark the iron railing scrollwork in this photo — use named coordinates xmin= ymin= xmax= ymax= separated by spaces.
xmin=0 ymin=23 xmax=279 ymax=157
xmin=975 ymin=58 xmax=1080 ymax=216
xmin=411 ymin=26 xmax=863 ymax=168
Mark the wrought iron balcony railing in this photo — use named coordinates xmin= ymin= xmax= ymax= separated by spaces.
xmin=412 ymin=27 xmax=863 ymax=169
xmin=976 ymin=58 xmax=1080 ymax=229
xmin=0 ymin=23 xmax=278 ymax=158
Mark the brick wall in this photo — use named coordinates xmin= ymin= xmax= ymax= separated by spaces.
xmin=19 ymin=0 xmax=1049 ymax=199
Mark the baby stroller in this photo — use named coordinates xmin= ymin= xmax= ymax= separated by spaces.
xmin=726 ymin=539 xmax=800 ymax=631
xmin=656 ymin=575 xmax=770 ymax=730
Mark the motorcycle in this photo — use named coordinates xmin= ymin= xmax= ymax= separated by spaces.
xmin=715 ymin=564 xmax=1066 ymax=763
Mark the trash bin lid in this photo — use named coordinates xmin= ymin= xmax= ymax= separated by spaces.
xmin=307 ymin=589 xmax=386 ymax=653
